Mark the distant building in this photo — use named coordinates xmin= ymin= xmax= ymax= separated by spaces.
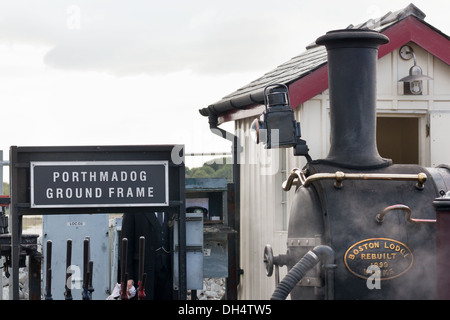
xmin=200 ymin=3 xmax=450 ymax=299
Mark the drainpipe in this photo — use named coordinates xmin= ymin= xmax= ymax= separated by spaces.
xmin=206 ymin=111 xmax=240 ymax=205
xmin=206 ymin=110 xmax=242 ymax=299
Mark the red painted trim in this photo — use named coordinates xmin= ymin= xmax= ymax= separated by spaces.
xmin=288 ymin=64 xmax=328 ymax=109
xmin=220 ymin=16 xmax=449 ymax=122
xmin=379 ymin=16 xmax=450 ymax=64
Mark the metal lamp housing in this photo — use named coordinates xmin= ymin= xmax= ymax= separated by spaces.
xmin=251 ymin=84 xmax=300 ymax=149
xmin=398 ymin=45 xmax=433 ymax=95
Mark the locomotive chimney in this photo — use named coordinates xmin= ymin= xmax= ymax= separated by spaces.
xmin=316 ymin=30 xmax=391 ymax=169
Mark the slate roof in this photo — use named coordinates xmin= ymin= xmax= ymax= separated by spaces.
xmin=199 ymin=3 xmax=435 ymax=119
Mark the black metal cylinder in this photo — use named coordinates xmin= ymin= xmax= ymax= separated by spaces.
xmin=316 ymin=30 xmax=390 ymax=169
xmin=433 ymin=195 xmax=450 ymax=300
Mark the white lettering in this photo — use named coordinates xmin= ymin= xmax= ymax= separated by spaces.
xmin=50 ymin=170 xmax=150 ymax=183
xmin=100 ymin=172 xmax=108 ymax=181
xmin=126 ymin=188 xmax=133 ymax=197
xmin=136 ymin=187 xmax=144 ymax=197
xmin=66 ymin=265 xmax=82 ymax=290
xmin=43 ymin=187 xmax=106 ymax=199
xmin=66 ymin=5 xmax=81 ymax=30
xmin=366 ymin=265 xmax=381 ymax=289
xmin=43 ymin=166 xmax=159 ymax=204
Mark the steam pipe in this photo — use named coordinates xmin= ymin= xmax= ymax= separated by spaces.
xmin=270 ymin=245 xmax=335 ymax=300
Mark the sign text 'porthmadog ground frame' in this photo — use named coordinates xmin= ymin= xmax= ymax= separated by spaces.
xmin=30 ymin=160 xmax=169 ymax=208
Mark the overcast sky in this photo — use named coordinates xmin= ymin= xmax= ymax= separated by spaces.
xmin=0 ymin=0 xmax=448 ymax=176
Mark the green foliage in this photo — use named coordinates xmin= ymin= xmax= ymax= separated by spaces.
xmin=186 ymin=157 xmax=233 ymax=182
xmin=2 ymin=183 xmax=8 ymax=195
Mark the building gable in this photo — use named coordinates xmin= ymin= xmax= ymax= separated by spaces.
xmin=200 ymin=4 xmax=450 ymax=125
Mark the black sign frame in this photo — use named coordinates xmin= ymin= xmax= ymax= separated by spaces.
xmin=30 ymin=160 xmax=169 ymax=208
xmin=9 ymin=145 xmax=186 ymax=300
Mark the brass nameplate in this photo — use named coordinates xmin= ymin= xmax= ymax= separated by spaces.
xmin=344 ymin=238 xmax=413 ymax=280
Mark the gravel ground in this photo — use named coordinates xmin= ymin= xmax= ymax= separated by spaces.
xmin=189 ymin=277 xmax=226 ymax=300
xmin=2 ymin=267 xmax=29 ymax=300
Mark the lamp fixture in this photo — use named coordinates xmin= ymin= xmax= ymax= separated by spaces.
xmin=250 ymin=83 xmax=310 ymax=158
xmin=398 ymin=45 xmax=432 ymax=95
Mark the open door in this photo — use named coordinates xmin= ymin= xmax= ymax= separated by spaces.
xmin=376 ymin=117 xmax=419 ymax=165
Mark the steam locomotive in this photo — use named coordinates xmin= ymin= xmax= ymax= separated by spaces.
xmin=257 ymin=29 xmax=450 ymax=300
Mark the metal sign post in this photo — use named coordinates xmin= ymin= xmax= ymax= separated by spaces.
xmin=9 ymin=145 xmax=186 ymax=300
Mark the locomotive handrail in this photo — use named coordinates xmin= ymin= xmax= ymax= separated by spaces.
xmin=283 ymin=170 xmax=427 ymax=191
xmin=282 ymin=168 xmax=306 ymax=191
xmin=376 ymin=204 xmax=436 ymax=224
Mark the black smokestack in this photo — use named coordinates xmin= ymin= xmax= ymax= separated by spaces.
xmin=316 ymin=30 xmax=391 ymax=169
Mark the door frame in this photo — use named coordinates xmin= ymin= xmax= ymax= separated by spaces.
xmin=376 ymin=112 xmax=429 ymax=166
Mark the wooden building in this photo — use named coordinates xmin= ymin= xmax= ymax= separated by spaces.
xmin=199 ymin=3 xmax=450 ymax=299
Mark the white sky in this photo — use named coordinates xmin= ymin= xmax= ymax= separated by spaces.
xmin=0 ymin=0 xmax=448 ymax=178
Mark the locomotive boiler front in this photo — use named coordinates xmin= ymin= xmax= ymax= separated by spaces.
xmin=264 ymin=29 xmax=450 ymax=300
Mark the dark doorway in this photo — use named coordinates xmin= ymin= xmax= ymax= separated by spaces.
xmin=376 ymin=117 xmax=419 ymax=164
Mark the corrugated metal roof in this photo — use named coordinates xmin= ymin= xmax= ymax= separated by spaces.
xmin=199 ymin=3 xmax=427 ymax=118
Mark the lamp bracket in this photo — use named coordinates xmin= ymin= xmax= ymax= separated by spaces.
xmin=399 ymin=45 xmax=414 ymax=61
